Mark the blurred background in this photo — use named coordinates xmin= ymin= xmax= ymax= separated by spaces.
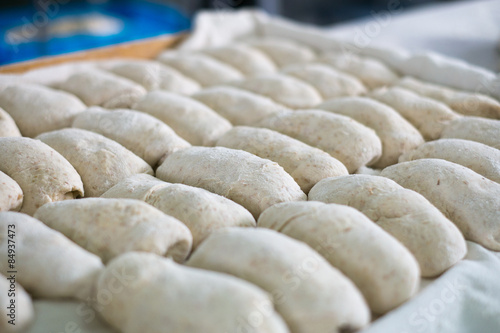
xmin=0 ymin=0 xmax=488 ymax=65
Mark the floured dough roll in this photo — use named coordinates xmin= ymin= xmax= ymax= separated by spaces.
xmin=109 ymin=60 xmax=201 ymax=94
xmin=0 ymin=212 xmax=103 ymax=300
xmin=243 ymin=37 xmax=316 ymax=67
xmin=318 ymin=52 xmax=399 ymax=89
xmin=399 ymin=139 xmax=500 ymax=183
xmin=217 ymin=126 xmax=348 ymax=193
xmin=192 ymin=86 xmax=287 ymax=126
xmin=318 ymin=97 xmax=424 ymax=168
xmin=282 ymin=63 xmax=367 ymax=99
xmin=228 ymin=74 xmax=322 ymax=109
xmin=369 ymin=86 xmax=461 ymax=140
xmin=0 ymin=273 xmax=34 ymax=332
xmin=256 ymin=110 xmax=382 ymax=173
xmin=0 ymin=171 xmax=23 ymax=212
xmin=34 ymin=198 xmax=192 ymax=263
xmin=156 ymin=147 xmax=306 ymax=218
xmin=441 ymin=116 xmax=500 ymax=149
xmin=72 ymin=107 xmax=191 ymax=168
xmin=97 ymin=252 xmax=289 ymax=333
xmin=0 ymin=84 xmax=85 ymax=137
xmin=102 ymin=174 xmax=256 ymax=248
xmin=0 ymin=137 xmax=83 ymax=215
xmin=0 ymin=108 xmax=21 ymax=137
xmin=309 ymin=175 xmax=467 ymax=277
xmin=258 ymin=201 xmax=420 ymax=314
xmin=37 ymin=128 xmax=152 ymax=197
xmin=397 ymin=76 xmax=500 ymax=119
xmin=380 ymin=159 xmax=500 ymax=251
xmin=58 ymin=69 xmax=147 ymax=108
xmin=187 ymin=228 xmax=370 ymax=333
xmin=133 ymin=91 xmax=232 ymax=146
xmin=158 ymin=52 xmax=244 ymax=86
xmin=203 ymin=44 xmax=277 ymax=75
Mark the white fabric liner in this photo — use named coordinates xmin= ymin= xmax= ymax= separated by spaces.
xmin=4 ymin=6 xmax=498 ymax=333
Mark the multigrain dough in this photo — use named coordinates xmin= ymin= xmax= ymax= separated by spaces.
xmin=282 ymin=63 xmax=367 ymax=99
xmin=441 ymin=116 xmax=500 ymax=149
xmin=397 ymin=76 xmax=500 ymax=119
xmin=0 ymin=273 xmax=34 ymax=332
xmin=72 ymin=107 xmax=191 ymax=167
xmin=202 ymin=44 xmax=277 ymax=75
xmin=0 ymin=84 xmax=85 ymax=137
xmin=216 ymin=126 xmax=348 ymax=193
xmin=0 ymin=137 xmax=83 ymax=215
xmin=256 ymin=110 xmax=382 ymax=173
xmin=369 ymin=86 xmax=461 ymax=140
xmin=96 ymin=252 xmax=289 ymax=333
xmin=318 ymin=52 xmax=399 ymax=89
xmin=318 ymin=97 xmax=424 ymax=168
xmin=102 ymin=174 xmax=256 ymax=248
xmin=228 ymin=74 xmax=322 ymax=109
xmin=258 ymin=201 xmax=420 ymax=314
xmin=109 ymin=60 xmax=201 ymax=94
xmin=0 ymin=108 xmax=21 ymax=137
xmin=133 ymin=91 xmax=232 ymax=146
xmin=380 ymin=159 xmax=500 ymax=251
xmin=309 ymin=175 xmax=467 ymax=277
xmin=0 ymin=212 xmax=103 ymax=300
xmin=399 ymin=139 xmax=500 ymax=183
xmin=34 ymin=198 xmax=193 ymax=263
xmin=187 ymin=228 xmax=370 ymax=333
xmin=191 ymin=86 xmax=287 ymax=126
xmin=0 ymin=171 xmax=23 ymax=212
xmin=156 ymin=146 xmax=306 ymax=218
xmin=57 ymin=69 xmax=147 ymax=108
xmin=158 ymin=52 xmax=244 ymax=86
xmin=37 ymin=128 xmax=152 ymax=197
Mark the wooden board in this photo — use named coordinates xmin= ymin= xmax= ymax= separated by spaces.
xmin=0 ymin=33 xmax=186 ymax=74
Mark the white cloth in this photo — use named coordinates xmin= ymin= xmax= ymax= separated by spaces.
xmin=15 ymin=3 xmax=500 ymax=333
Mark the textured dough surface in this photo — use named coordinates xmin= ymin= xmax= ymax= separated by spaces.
xmin=309 ymin=175 xmax=467 ymax=277
xmin=258 ymin=201 xmax=420 ymax=314
xmin=0 ymin=107 xmax=21 ymax=137
xmin=242 ymin=38 xmax=316 ymax=67
xmin=318 ymin=52 xmax=399 ymax=89
xmin=203 ymin=44 xmax=277 ymax=75
xmin=369 ymin=86 xmax=461 ymax=140
xmin=156 ymin=146 xmax=306 ymax=218
xmin=0 ymin=137 xmax=84 ymax=215
xmin=0 ymin=171 xmax=23 ymax=212
xmin=397 ymin=76 xmax=500 ymax=119
xmin=441 ymin=116 xmax=500 ymax=149
xmin=109 ymin=60 xmax=201 ymax=94
xmin=318 ymin=97 xmax=424 ymax=168
xmin=282 ymin=63 xmax=367 ymax=99
xmin=399 ymin=139 xmax=500 ymax=183
xmin=228 ymin=74 xmax=322 ymax=109
xmin=0 ymin=84 xmax=85 ymax=137
xmin=158 ymin=52 xmax=244 ymax=86
xmin=72 ymin=107 xmax=191 ymax=167
xmin=101 ymin=174 xmax=256 ymax=248
xmin=37 ymin=128 xmax=152 ymax=197
xmin=192 ymin=86 xmax=287 ymax=126
xmin=0 ymin=212 xmax=103 ymax=300
xmin=133 ymin=91 xmax=232 ymax=146
xmin=97 ymin=252 xmax=289 ymax=333
xmin=380 ymin=159 xmax=500 ymax=251
xmin=256 ymin=110 xmax=382 ymax=173
xmin=187 ymin=227 xmax=370 ymax=333
xmin=34 ymin=198 xmax=193 ymax=263
xmin=58 ymin=69 xmax=147 ymax=108
xmin=217 ymin=126 xmax=348 ymax=193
